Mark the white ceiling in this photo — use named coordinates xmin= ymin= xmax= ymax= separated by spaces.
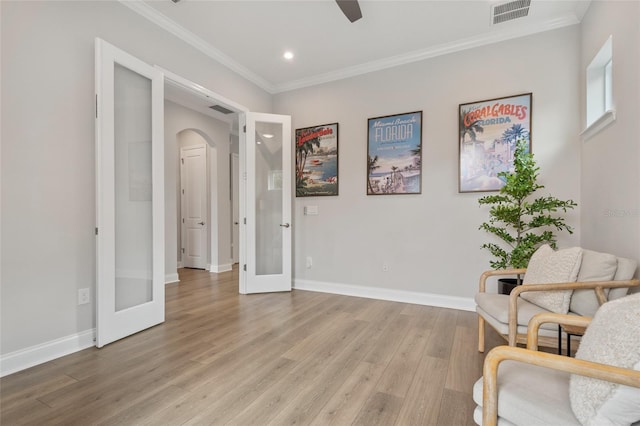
xmin=125 ymin=0 xmax=591 ymax=94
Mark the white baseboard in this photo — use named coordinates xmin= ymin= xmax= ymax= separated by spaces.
xmin=209 ymin=263 xmax=232 ymax=273
xmin=293 ymin=279 xmax=475 ymax=312
xmin=1 ymin=329 xmax=96 ymax=377
xmin=165 ymin=273 xmax=180 ymax=284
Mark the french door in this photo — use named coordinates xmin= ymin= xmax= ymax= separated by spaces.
xmin=240 ymin=113 xmax=292 ymax=294
xmin=95 ymin=38 xmax=165 ymax=347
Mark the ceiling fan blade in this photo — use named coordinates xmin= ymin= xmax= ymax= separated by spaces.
xmin=335 ymin=0 xmax=362 ymax=23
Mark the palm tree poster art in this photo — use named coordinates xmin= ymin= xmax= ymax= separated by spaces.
xmin=295 ymin=123 xmax=339 ymax=197
xmin=459 ymin=93 xmax=532 ymax=193
xmin=367 ymin=111 xmax=422 ymax=195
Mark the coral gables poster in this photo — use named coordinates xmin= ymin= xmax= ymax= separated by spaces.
xmin=459 ymin=93 xmax=532 ymax=192
xmin=295 ymin=123 xmax=338 ymax=197
xmin=367 ymin=111 xmax=422 ymax=195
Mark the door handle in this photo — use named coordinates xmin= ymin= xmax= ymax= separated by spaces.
xmin=198 ymin=221 xmax=205 ymax=225
xmin=279 ymin=223 xmax=290 ymax=228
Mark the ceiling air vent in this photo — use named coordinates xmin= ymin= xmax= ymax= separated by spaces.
xmin=491 ymin=0 xmax=531 ymax=25
xmin=209 ymin=105 xmax=234 ymax=115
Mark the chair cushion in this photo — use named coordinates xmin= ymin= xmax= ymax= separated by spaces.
xmin=569 ymin=249 xmax=617 ymax=317
xmin=521 ymin=245 xmax=583 ymax=313
xmin=609 ymin=257 xmax=638 ymax=300
xmin=475 ymin=293 xmax=558 ymax=332
xmin=570 ymin=293 xmax=640 ymax=425
xmin=473 ymin=360 xmax=580 ymax=425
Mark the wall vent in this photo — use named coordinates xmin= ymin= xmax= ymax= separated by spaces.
xmin=491 ymin=0 xmax=531 ymax=25
xmin=209 ymin=105 xmax=234 ymax=114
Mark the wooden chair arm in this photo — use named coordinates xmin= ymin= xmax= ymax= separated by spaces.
xmin=526 ymin=313 xmax=592 ymax=351
xmin=482 ymin=345 xmax=640 ymax=426
xmin=507 ymin=279 xmax=640 ymax=345
xmin=478 ymin=268 xmax=527 ymax=292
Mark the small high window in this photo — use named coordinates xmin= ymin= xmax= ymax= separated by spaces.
xmin=584 ymin=36 xmax=615 ymax=139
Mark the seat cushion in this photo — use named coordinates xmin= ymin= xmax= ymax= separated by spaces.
xmin=570 ymin=293 xmax=640 ymax=425
xmin=521 ymin=245 xmax=582 ymax=313
xmin=473 ymin=360 xmax=580 ymax=425
xmin=476 ymin=293 xmax=558 ymax=333
xmin=569 ymin=249 xmax=617 ymax=317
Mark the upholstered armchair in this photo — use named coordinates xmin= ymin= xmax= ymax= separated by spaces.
xmin=476 ymin=245 xmax=640 ymax=352
xmin=473 ymin=294 xmax=640 ymax=426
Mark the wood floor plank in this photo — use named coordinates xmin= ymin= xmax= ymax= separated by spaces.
xmin=437 ymin=388 xmax=478 ymax=426
xmin=352 ymin=391 xmax=403 ymax=426
xmin=0 ymin=267 xmax=502 ymax=426
xmin=445 ymin=325 xmax=484 ymax=393
xmin=374 ymin=325 xmax=429 ymax=398
xmin=423 ymin=308 xmax=458 ymax=359
xmin=226 ymin=318 xmax=370 ymax=425
xmin=179 ymin=357 xmax=297 ymax=425
xmin=310 ymin=361 xmax=386 ymax=426
xmin=395 ymin=355 xmax=449 ymax=426
xmin=0 ymin=398 xmax=55 ymax=426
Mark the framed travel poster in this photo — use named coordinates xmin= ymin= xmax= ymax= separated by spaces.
xmin=295 ymin=123 xmax=339 ymax=197
xmin=459 ymin=93 xmax=532 ymax=192
xmin=367 ymin=111 xmax=422 ymax=195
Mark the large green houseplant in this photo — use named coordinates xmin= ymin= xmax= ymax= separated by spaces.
xmin=478 ymin=139 xmax=577 ymax=285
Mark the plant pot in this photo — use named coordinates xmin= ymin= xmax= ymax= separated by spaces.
xmin=498 ymin=278 xmax=519 ymax=295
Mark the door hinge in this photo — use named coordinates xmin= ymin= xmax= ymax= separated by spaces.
xmin=182 ymin=189 xmax=184 ymax=194
xmin=182 ymin=218 xmax=184 ymax=223
xmin=243 ymin=264 xmax=247 ymax=271
xmin=243 ymin=217 xmax=247 ymax=225
xmin=95 ymin=95 xmax=98 ymax=118
xmin=243 ymin=125 xmax=246 ymax=133
xmin=181 ymin=248 xmax=185 ymax=254
xmin=181 ymin=158 xmax=184 ymax=164
xmin=95 ymin=227 xmax=98 ymax=235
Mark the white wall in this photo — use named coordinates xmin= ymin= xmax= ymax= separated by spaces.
xmin=165 ymin=101 xmax=234 ymax=275
xmin=0 ymin=1 xmax=270 ymax=357
xmin=274 ymin=26 xmax=582 ymax=300
xmin=580 ymin=1 xmax=640 ymax=268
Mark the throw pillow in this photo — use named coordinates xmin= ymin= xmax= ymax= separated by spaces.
xmin=570 ymin=250 xmax=617 ymax=317
xmin=608 ymin=257 xmax=638 ymax=301
xmin=520 ymin=245 xmax=582 ymax=313
xmin=570 ymin=293 xmax=640 ymax=425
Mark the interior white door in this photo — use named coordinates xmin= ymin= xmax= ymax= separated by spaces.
xmin=180 ymin=145 xmax=207 ymax=269
xmin=95 ymin=38 xmax=164 ymax=348
xmin=231 ymin=153 xmax=240 ymax=264
xmin=240 ymin=113 xmax=292 ymax=294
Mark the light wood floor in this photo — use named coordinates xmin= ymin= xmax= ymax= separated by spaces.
xmin=1 ymin=267 xmax=505 ymax=425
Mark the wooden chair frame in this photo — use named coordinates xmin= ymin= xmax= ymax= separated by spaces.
xmin=477 ymin=268 xmax=640 ymax=352
xmin=481 ymin=313 xmax=640 ymax=426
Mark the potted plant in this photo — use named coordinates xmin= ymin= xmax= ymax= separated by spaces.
xmin=478 ymin=139 xmax=577 ymax=294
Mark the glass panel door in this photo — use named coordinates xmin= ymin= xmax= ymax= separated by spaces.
xmin=95 ymin=38 xmax=164 ymax=347
xmin=241 ymin=113 xmax=291 ymax=294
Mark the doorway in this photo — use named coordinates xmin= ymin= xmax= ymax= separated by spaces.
xmin=164 ymin=75 xmax=237 ymax=277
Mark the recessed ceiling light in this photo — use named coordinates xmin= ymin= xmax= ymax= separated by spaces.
xmin=283 ymin=51 xmax=294 ymax=60
xmin=262 ymin=133 xmax=274 ymax=139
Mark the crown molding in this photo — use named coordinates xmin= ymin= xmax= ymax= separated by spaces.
xmin=273 ymin=13 xmax=581 ymax=93
xmin=119 ymin=1 xmax=277 ymax=94
xmin=121 ymin=1 xmax=580 ymax=95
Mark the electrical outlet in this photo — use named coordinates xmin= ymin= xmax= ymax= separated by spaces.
xmin=382 ymin=263 xmax=389 ymax=272
xmin=78 ymin=288 xmax=90 ymax=305
xmin=306 ymin=256 xmax=313 ymax=269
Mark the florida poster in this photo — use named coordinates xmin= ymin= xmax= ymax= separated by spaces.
xmin=367 ymin=111 xmax=422 ymax=195
xmin=459 ymin=93 xmax=532 ymax=192
xmin=295 ymin=123 xmax=338 ymax=197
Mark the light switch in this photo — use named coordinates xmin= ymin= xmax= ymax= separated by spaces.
xmin=304 ymin=205 xmax=319 ymax=215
